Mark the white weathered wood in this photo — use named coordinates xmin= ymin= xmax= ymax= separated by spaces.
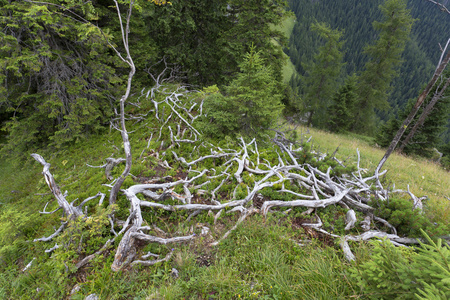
xmin=261 ymin=189 xmax=350 ymax=216
xmin=131 ymin=251 xmax=173 ymax=267
xmin=344 ymin=209 xmax=357 ymax=231
xmin=32 ymin=154 xmax=83 ymax=218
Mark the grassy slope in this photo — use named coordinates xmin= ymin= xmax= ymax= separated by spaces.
xmin=0 ymin=104 xmax=449 ymax=298
xmin=280 ymin=15 xmax=297 ymax=83
xmin=273 ymin=14 xmax=298 ymax=83
xmin=295 ymin=126 xmax=450 ymax=223
xmin=1 ymin=15 xmax=449 ymax=294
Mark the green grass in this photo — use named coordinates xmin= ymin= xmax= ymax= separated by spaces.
xmin=291 ymin=125 xmax=450 ymax=225
xmin=282 ymin=54 xmax=297 ymax=83
xmin=149 ymin=216 xmax=358 ymax=299
xmin=272 ymin=14 xmax=298 ymax=83
xmin=279 ymin=15 xmax=296 ymax=39
xmin=281 ymin=15 xmax=298 ymax=83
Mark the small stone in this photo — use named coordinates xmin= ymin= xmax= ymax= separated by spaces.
xmin=85 ymin=294 xmax=98 ymax=300
xmin=171 ymin=268 xmax=179 ymax=278
xmin=70 ymin=284 xmax=81 ymax=295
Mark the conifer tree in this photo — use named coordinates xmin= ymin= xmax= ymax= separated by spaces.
xmin=301 ymin=22 xmax=345 ymax=128
xmin=353 ymin=0 xmax=414 ymax=134
xmin=0 ymin=1 xmax=121 ymax=155
xmin=202 ymin=46 xmax=283 ymax=138
xmin=327 ymin=75 xmax=358 ymax=133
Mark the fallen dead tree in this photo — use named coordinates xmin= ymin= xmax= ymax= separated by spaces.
xmin=32 ymin=77 xmax=432 ymax=270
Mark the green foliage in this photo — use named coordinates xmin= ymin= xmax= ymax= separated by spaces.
xmin=377 ymin=69 xmax=450 ymax=160
xmin=354 ymin=0 xmax=414 ymax=134
xmin=0 ymin=1 xmax=120 ymax=155
xmin=350 ymin=231 xmax=450 ymax=299
xmin=295 ymin=142 xmax=356 ymax=177
xmin=327 ymin=74 xmax=358 ymax=133
xmin=287 ymin=0 xmax=442 ymax=127
xmin=350 ymin=239 xmax=418 ymax=299
xmin=139 ymin=0 xmax=288 ymax=87
xmin=160 ymin=217 xmax=356 ymax=299
xmin=369 ymin=196 xmax=449 ymax=237
xmin=300 ymin=22 xmax=345 ymax=128
xmin=201 ymin=47 xmax=283 ymax=138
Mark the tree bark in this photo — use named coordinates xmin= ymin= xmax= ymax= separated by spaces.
xmin=108 ymin=0 xmax=136 ymax=205
xmin=31 ymin=154 xmax=83 ymax=218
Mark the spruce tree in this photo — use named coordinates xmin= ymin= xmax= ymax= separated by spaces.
xmin=301 ymin=22 xmax=345 ymax=128
xmin=353 ymin=0 xmax=414 ymax=134
xmin=327 ymin=75 xmax=358 ymax=133
xmin=202 ymin=46 xmax=283 ymax=138
xmin=0 ymin=1 xmax=119 ymax=155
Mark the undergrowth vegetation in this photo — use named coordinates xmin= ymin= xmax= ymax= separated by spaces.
xmin=0 ymin=84 xmax=449 ymax=299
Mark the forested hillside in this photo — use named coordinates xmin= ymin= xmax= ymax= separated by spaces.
xmin=287 ymin=0 xmax=448 ymax=111
xmin=286 ymin=0 xmax=450 ymax=160
xmin=0 ymin=0 xmax=288 ymax=155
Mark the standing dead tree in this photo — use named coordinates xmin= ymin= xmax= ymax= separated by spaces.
xmin=376 ymin=38 xmax=450 ymax=175
xmin=399 ymin=61 xmax=450 ymax=152
xmin=425 ymin=0 xmax=450 ymax=14
xmin=376 ymin=0 xmax=450 ymax=173
xmin=108 ymin=0 xmax=136 ymax=206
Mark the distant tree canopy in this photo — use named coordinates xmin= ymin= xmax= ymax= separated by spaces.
xmin=0 ymin=0 xmax=289 ymax=155
xmin=353 ymin=0 xmax=414 ymax=134
xmin=300 ymin=22 xmax=345 ymax=128
xmin=286 ymin=0 xmax=448 ymax=125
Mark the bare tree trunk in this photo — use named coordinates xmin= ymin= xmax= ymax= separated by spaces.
xmin=424 ymin=0 xmax=450 ymax=14
xmin=398 ymin=75 xmax=450 ymax=152
xmin=31 ymin=154 xmax=83 ymax=218
xmin=108 ymin=0 xmax=136 ymax=205
xmin=375 ymin=40 xmax=450 ymax=175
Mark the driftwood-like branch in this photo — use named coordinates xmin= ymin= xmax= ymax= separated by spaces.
xmin=131 ymin=250 xmax=174 ymax=267
xmin=424 ymin=0 xmax=450 ymax=14
xmin=210 ymin=207 xmax=258 ymax=246
xmin=261 ymin=189 xmax=350 ymax=216
xmin=376 ymin=38 xmax=450 ymax=173
xmin=32 ymin=154 xmax=83 ymax=218
xmin=344 ymin=209 xmax=357 ymax=231
xmin=31 ymin=56 xmax=431 ymax=272
xmin=108 ymin=0 xmax=136 ymax=206
xmin=34 ymin=222 xmax=67 ymax=242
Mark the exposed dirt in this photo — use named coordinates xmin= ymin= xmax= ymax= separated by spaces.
xmin=196 ymin=252 xmax=214 ymax=267
xmin=291 ymin=216 xmax=335 ymax=247
xmin=253 ymin=193 xmax=269 ymax=209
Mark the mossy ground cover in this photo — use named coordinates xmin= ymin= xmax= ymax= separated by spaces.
xmin=0 ymin=86 xmax=449 ymax=299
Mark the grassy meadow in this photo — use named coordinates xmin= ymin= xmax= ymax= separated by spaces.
xmin=292 ymin=126 xmax=450 ymax=224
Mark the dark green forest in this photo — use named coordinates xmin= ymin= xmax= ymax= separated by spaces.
xmin=286 ymin=0 xmax=450 ymax=160
xmin=287 ymin=0 xmax=448 ymax=108
xmin=0 ymin=0 xmax=288 ymax=154
xmin=1 ymin=0 xmax=449 ymax=159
